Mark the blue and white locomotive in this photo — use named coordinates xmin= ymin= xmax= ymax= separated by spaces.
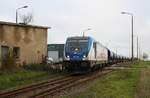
xmin=63 ymin=36 xmax=109 ymax=73
xmin=63 ymin=36 xmax=129 ymax=74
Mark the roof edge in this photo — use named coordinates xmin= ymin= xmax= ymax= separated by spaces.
xmin=0 ymin=21 xmax=51 ymax=29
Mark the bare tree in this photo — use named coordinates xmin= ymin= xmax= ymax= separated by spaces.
xmin=20 ymin=13 xmax=33 ymax=25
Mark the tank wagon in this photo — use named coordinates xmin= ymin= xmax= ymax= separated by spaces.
xmin=63 ymin=36 xmax=129 ymax=74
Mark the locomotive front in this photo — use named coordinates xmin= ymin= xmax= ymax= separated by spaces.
xmin=63 ymin=37 xmax=92 ymax=73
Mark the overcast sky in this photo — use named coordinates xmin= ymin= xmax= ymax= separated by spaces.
xmin=0 ymin=0 xmax=150 ymax=59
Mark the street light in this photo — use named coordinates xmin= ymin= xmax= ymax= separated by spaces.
xmin=83 ymin=28 xmax=91 ymax=37
xmin=121 ymin=11 xmax=134 ymax=60
xmin=16 ymin=6 xmax=28 ymax=23
xmin=137 ymin=36 xmax=139 ymax=60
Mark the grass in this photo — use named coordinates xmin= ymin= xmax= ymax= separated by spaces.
xmin=135 ymin=61 xmax=150 ymax=98
xmin=0 ymin=64 xmax=67 ymax=90
xmin=63 ymin=61 xmax=150 ymax=98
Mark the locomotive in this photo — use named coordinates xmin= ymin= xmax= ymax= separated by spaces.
xmin=63 ymin=36 xmax=129 ymax=74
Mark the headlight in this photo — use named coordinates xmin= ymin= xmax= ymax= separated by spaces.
xmin=83 ymin=55 xmax=86 ymax=58
xmin=66 ymin=55 xmax=70 ymax=60
xmin=82 ymin=55 xmax=86 ymax=60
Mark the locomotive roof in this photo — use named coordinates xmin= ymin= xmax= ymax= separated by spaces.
xmin=67 ymin=36 xmax=91 ymax=40
xmin=67 ymin=36 xmax=108 ymax=48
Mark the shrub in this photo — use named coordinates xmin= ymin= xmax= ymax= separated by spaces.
xmin=1 ymin=50 xmax=19 ymax=71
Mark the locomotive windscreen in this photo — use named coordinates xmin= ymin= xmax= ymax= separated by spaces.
xmin=66 ymin=39 xmax=88 ymax=52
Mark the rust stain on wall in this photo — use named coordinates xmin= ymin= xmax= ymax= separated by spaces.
xmin=14 ymin=27 xmax=21 ymax=42
xmin=0 ymin=25 xmax=4 ymax=42
xmin=23 ymin=27 xmax=32 ymax=44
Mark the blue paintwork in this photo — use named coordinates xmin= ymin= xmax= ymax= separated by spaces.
xmin=65 ymin=36 xmax=95 ymax=61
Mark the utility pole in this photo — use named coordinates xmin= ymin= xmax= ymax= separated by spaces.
xmin=137 ymin=36 xmax=138 ymax=59
xmin=131 ymin=15 xmax=134 ymax=60
xmin=116 ymin=47 xmax=118 ymax=55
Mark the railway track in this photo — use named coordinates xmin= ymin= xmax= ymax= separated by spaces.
xmin=0 ymin=75 xmax=74 ymax=98
xmin=0 ymin=70 xmax=112 ymax=98
xmin=0 ymin=62 xmax=130 ymax=98
xmin=31 ymin=69 xmax=112 ymax=98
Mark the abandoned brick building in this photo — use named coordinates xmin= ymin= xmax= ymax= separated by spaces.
xmin=0 ymin=21 xmax=49 ymax=67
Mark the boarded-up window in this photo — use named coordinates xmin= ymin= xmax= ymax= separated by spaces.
xmin=13 ymin=47 xmax=20 ymax=59
xmin=1 ymin=46 xmax=9 ymax=60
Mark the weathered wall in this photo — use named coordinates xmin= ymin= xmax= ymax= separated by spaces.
xmin=0 ymin=24 xmax=48 ymax=65
xmin=0 ymin=46 xmax=1 ymax=67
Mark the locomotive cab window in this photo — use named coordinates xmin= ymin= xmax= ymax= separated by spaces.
xmin=66 ymin=39 xmax=89 ymax=52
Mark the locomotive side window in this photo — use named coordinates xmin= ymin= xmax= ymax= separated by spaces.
xmin=93 ymin=42 xmax=97 ymax=58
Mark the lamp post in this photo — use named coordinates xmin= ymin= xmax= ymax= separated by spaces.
xmin=83 ymin=28 xmax=91 ymax=37
xmin=16 ymin=6 xmax=28 ymax=23
xmin=121 ymin=11 xmax=134 ymax=61
xmin=137 ymin=36 xmax=139 ymax=60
